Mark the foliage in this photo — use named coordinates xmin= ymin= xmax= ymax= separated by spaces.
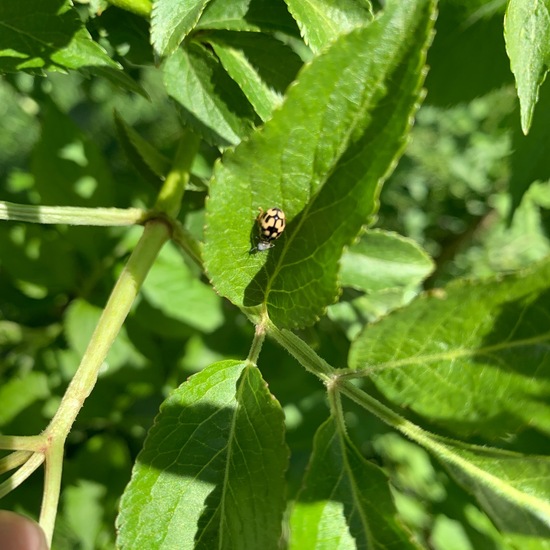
xmin=1 ymin=0 xmax=550 ymax=549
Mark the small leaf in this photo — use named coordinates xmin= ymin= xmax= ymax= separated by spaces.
xmin=63 ymin=481 xmax=106 ymax=550
xmin=31 ymin=100 xmax=114 ymax=207
xmin=0 ymin=371 xmax=49 ymax=425
xmin=140 ymin=241 xmax=224 ymax=333
xmin=204 ymin=0 xmax=436 ymax=328
xmin=163 ymin=43 xmax=257 ymax=146
xmin=151 ymin=0 xmax=212 ymax=57
xmin=340 ymin=230 xmax=434 ymax=293
xmin=117 ymin=361 xmax=288 ymax=549
xmin=65 ymin=299 xmax=146 ymax=373
xmin=348 ymin=259 xmax=550 ymax=439
xmin=0 ymin=0 xmax=146 ymax=95
xmin=290 ymin=417 xmax=420 ymax=549
xmin=329 ymin=230 xmax=434 ymax=338
xmin=504 ymin=0 xmax=550 ymax=134
xmin=285 ymin=0 xmax=373 ymax=52
xmin=114 ymin=111 xmax=171 ymax=187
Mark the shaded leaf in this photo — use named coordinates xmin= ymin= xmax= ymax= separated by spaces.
xmin=329 ymin=230 xmax=434 ymax=338
xmin=204 ymin=0 xmax=436 ymax=328
xmin=163 ymin=42 xmax=257 ymax=146
xmin=290 ymin=417 xmax=419 ymax=549
xmin=425 ymin=3 xmax=512 ymax=106
xmin=117 ymin=361 xmax=288 ymax=549
xmin=31 ymin=99 xmax=114 ymax=207
xmin=114 ymin=111 xmax=171 ymax=187
xmin=207 ymin=32 xmax=302 ymax=121
xmin=140 ymin=241 xmax=224 ymax=333
xmin=0 ymin=223 xmax=78 ymax=295
xmin=0 ymin=0 xmax=145 ymax=95
xmin=0 ymin=371 xmax=49 ymax=425
xmin=429 ymin=437 xmax=550 ymax=547
xmin=348 ymin=259 xmax=550 ymax=439
xmin=340 ymin=230 xmax=434 ymax=293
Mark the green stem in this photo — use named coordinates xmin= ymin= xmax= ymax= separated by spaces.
xmin=338 ymin=379 xmax=550 ymax=520
xmin=0 ymin=453 xmax=44 ymax=499
xmin=172 ymin=221 xmax=203 ymax=269
xmin=0 ymin=451 xmax=33 ymax=474
xmin=155 ymin=131 xmax=201 ymax=218
xmin=40 ymin=441 xmax=64 ymax=546
xmin=0 ymin=201 xmax=146 ymax=226
xmin=45 ymin=221 xmax=169 ymax=439
xmin=247 ymin=323 xmax=267 ymax=365
xmin=267 ymin=321 xmax=333 ymax=381
xmin=1 ymin=127 xmax=198 ymax=544
xmin=39 ymin=221 xmax=170 ymax=541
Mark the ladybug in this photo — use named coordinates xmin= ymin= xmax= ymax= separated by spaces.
xmin=255 ymin=207 xmax=286 ymax=251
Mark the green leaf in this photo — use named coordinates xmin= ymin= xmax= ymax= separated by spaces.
xmin=207 ymin=32 xmax=302 ymax=122
xmin=290 ymin=417 xmax=420 ymax=549
xmin=31 ymin=99 xmax=114 ymax=207
xmin=197 ymin=0 xmax=300 ymax=34
xmin=151 ymin=0 xmax=212 ymax=57
xmin=63 ymin=481 xmax=106 ymax=550
xmin=140 ymin=241 xmax=224 ymax=333
xmin=428 ymin=437 xmax=550 ymax=547
xmin=209 ymin=40 xmax=279 ymax=122
xmin=425 ymin=3 xmax=512 ymax=106
xmin=114 ymin=111 xmax=171 ymax=187
xmin=64 ymin=299 xmax=147 ymax=373
xmin=348 ymin=259 xmax=550 ymax=439
xmin=204 ymin=0 xmax=436 ymax=328
xmin=116 ymin=361 xmax=288 ymax=549
xmin=0 ymin=0 xmax=145 ymax=95
xmin=329 ymin=230 xmax=434 ymax=338
xmin=163 ymin=42 xmax=257 ymax=146
xmin=0 ymin=223 xmax=78 ymax=295
xmin=285 ymin=0 xmax=373 ymax=52
xmin=340 ymin=230 xmax=434 ymax=293
xmin=504 ymin=0 xmax=550 ymax=134
xmin=0 ymin=371 xmax=49 ymax=425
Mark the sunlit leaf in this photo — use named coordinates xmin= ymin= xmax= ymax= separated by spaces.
xmin=204 ymin=0 xmax=436 ymax=328
xmin=349 ymin=259 xmax=550 ymax=439
xmin=117 ymin=361 xmax=288 ymax=549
